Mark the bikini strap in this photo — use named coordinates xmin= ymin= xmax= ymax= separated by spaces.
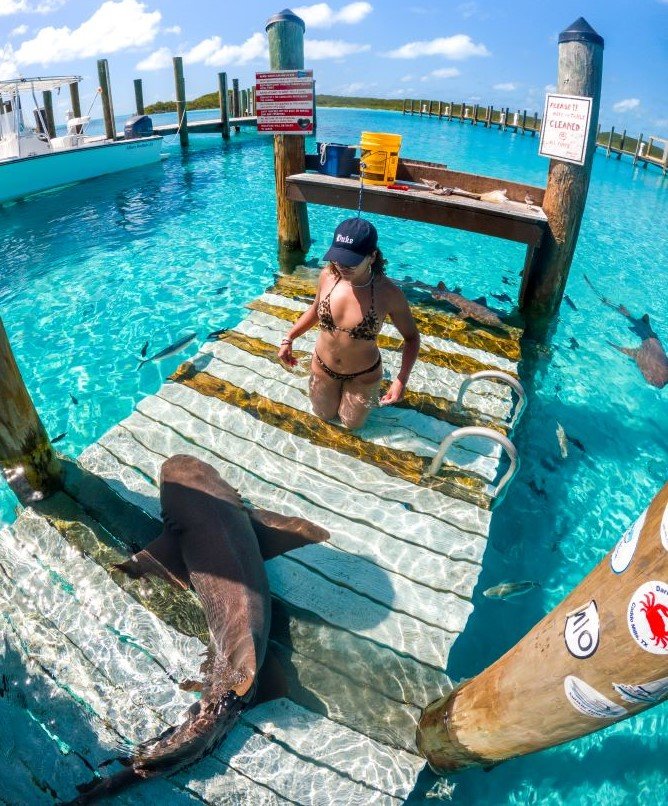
xmin=323 ymin=275 xmax=341 ymax=301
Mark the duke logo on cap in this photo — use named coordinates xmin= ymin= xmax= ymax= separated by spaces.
xmin=324 ymin=218 xmax=378 ymax=267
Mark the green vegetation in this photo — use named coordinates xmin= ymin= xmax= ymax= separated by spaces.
xmin=315 ymin=94 xmax=404 ymax=111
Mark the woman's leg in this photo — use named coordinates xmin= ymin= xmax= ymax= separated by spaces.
xmin=338 ymin=364 xmax=382 ymax=430
xmin=309 ymin=355 xmax=343 ymax=421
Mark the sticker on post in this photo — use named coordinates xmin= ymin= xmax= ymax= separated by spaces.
xmin=661 ymin=502 xmax=668 ymax=552
xmin=564 ymin=600 xmax=600 ymax=659
xmin=564 ymin=675 xmax=627 ymax=719
xmin=610 ymin=509 xmax=647 ymax=574
xmin=627 ymin=581 xmax=668 ymax=654
xmin=613 ymin=675 xmax=668 ymax=704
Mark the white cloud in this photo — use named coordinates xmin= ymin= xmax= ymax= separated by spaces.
xmin=493 ymin=82 xmax=516 ymax=91
xmin=0 ymin=0 xmax=64 ymax=14
xmin=305 ymin=38 xmax=370 ymax=59
xmin=400 ymin=74 xmax=413 ymax=82
xmin=10 ymin=24 xmax=28 ymax=35
xmin=613 ymin=98 xmax=640 ymax=113
xmin=292 ymin=2 xmax=372 ymax=28
xmin=427 ymin=67 xmax=460 ymax=79
xmin=0 ymin=44 xmax=18 ymax=78
xmin=385 ymin=34 xmax=490 ymax=60
xmin=338 ymin=80 xmax=375 ymax=94
xmin=544 ymin=84 xmax=556 ymax=92
xmin=136 ymin=46 xmax=172 ymax=71
xmin=184 ymin=32 xmax=267 ymax=67
xmin=14 ymin=0 xmax=161 ymax=65
xmin=163 ymin=25 xmax=181 ymax=35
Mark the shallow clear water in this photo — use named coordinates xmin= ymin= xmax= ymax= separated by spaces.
xmin=1 ymin=107 xmax=667 ymax=803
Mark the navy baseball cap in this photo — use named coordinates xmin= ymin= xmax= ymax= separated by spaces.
xmin=323 ymin=218 xmax=378 ymax=266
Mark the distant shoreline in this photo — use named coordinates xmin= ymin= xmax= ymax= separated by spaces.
xmin=145 ymin=94 xmax=404 ymax=114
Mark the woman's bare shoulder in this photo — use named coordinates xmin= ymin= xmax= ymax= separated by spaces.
xmin=377 ymin=276 xmax=408 ymax=302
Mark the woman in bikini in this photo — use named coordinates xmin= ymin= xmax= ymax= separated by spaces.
xmin=277 ymin=218 xmax=420 ymax=429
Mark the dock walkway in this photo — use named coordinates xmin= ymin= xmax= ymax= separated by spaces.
xmin=0 ymin=271 xmax=524 ymax=802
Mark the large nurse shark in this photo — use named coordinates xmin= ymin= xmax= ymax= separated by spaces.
xmin=70 ymin=454 xmax=329 ymax=802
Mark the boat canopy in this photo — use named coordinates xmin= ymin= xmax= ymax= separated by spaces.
xmin=0 ymin=76 xmax=82 ymax=94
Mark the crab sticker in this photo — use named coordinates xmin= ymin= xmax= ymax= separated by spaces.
xmin=564 ymin=675 xmax=627 ymax=719
xmin=627 ymin=581 xmax=668 ymax=655
xmin=661 ymin=503 xmax=668 ymax=552
xmin=564 ymin=600 xmax=599 ymax=659
xmin=610 ymin=509 xmax=647 ymax=574
xmin=613 ymin=674 xmax=668 ymax=705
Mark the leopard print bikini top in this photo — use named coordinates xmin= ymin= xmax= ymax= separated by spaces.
xmin=317 ymin=276 xmax=381 ymax=340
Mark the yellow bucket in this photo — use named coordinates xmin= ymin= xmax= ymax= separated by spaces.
xmin=360 ymin=131 xmax=402 ymax=186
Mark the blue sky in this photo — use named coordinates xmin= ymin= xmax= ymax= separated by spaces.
xmin=1 ymin=0 xmax=666 ymax=132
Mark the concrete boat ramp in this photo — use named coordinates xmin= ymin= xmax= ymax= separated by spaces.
xmin=0 ymin=270 xmax=523 ymax=803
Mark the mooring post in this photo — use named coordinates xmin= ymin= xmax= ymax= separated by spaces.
xmin=532 ymin=111 xmax=538 ymax=135
xmin=606 ymin=125 xmax=615 ymax=156
xmin=519 ymin=18 xmax=604 ymax=333
xmin=417 ymin=480 xmax=668 ymax=773
xmin=172 ymin=56 xmax=189 ymax=148
xmin=266 ymin=9 xmax=311 ymax=270
xmin=218 ymin=72 xmax=230 ymax=140
xmin=97 ymin=59 xmax=116 ymax=140
xmin=633 ymin=132 xmax=644 ymax=165
xmin=617 ymin=129 xmax=626 ymax=158
xmin=232 ymin=78 xmax=240 ymax=117
xmin=134 ymin=79 xmax=145 ymax=115
xmin=69 ymin=81 xmax=82 ymax=120
xmin=521 ymin=109 xmax=527 ymax=133
xmin=0 ymin=318 xmax=61 ymax=503
xmin=42 ymin=90 xmax=56 ymax=138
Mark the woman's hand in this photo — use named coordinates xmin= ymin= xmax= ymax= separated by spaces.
xmin=278 ymin=340 xmax=297 ymax=367
xmin=380 ymin=379 xmax=405 ymax=406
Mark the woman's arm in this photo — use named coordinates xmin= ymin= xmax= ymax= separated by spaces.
xmin=380 ymin=286 xmax=420 ymax=405
xmin=278 ymin=274 xmax=323 ymax=366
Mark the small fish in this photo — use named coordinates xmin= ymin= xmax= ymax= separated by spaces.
xmin=483 ymin=580 xmax=540 ymax=599
xmin=569 ymin=337 xmax=580 ymax=350
xmin=556 ymin=422 xmax=568 ymax=459
xmin=564 ymin=294 xmax=578 ymax=311
xmin=69 ymin=393 xmax=79 ymax=405
xmin=52 ymin=432 xmax=67 ymax=444
xmin=137 ymin=333 xmax=197 ymax=369
xmin=492 ymin=292 xmax=513 ymax=304
xmin=567 ymin=433 xmax=586 ymax=453
xmin=140 ymin=340 xmax=149 ymax=358
xmin=529 ymin=479 xmax=547 ymax=498
xmin=540 ymin=456 xmax=558 ymax=472
xmin=447 ymin=255 xmax=459 ymax=262
xmin=502 ymin=275 xmax=511 ymax=285
xmin=207 ymin=327 xmax=228 ymax=341
xmin=215 ymin=286 xmax=229 ymax=295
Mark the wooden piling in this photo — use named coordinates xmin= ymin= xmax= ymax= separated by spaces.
xmin=606 ymin=125 xmax=615 ymax=156
xmin=460 ymin=101 xmax=465 ymax=121
xmin=448 ymin=101 xmax=453 ymax=120
xmin=617 ymin=129 xmax=626 ymax=158
xmin=42 ymin=90 xmax=56 ymax=138
xmin=519 ymin=18 xmax=604 ymax=332
xmin=218 ymin=72 xmax=230 ymax=140
xmin=69 ymin=81 xmax=82 ymax=120
xmin=417 ymin=480 xmax=668 ymax=772
xmin=172 ymin=56 xmax=189 ymax=148
xmin=532 ymin=111 xmax=538 ymax=135
xmin=97 ymin=59 xmax=116 ymax=141
xmin=241 ymin=88 xmax=248 ymax=116
xmin=521 ymin=109 xmax=527 ymax=133
xmin=633 ymin=132 xmax=644 ymax=166
xmin=266 ymin=8 xmax=311 ymax=270
xmin=134 ymin=79 xmax=145 ymax=116
xmin=438 ymin=101 xmax=443 ymax=118
xmin=0 ymin=318 xmax=61 ymax=503
xmin=232 ymin=78 xmax=241 ymax=117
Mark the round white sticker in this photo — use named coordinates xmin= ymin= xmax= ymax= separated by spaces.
xmin=661 ymin=503 xmax=668 ymax=552
xmin=610 ymin=509 xmax=647 ymax=574
xmin=564 ymin=600 xmax=600 ymax=659
xmin=627 ymin=581 xmax=668 ymax=655
xmin=563 ymin=675 xmax=627 ymax=719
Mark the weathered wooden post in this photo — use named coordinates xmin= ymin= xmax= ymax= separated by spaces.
xmin=617 ymin=129 xmax=626 ymax=158
xmin=0 ymin=318 xmax=61 ymax=503
xmin=97 ymin=59 xmax=116 ymax=140
xmin=266 ymin=8 xmax=311 ymax=271
xmin=532 ymin=111 xmax=538 ymax=135
xmin=218 ymin=72 xmax=230 ymax=140
xmin=42 ymin=90 xmax=56 ymax=138
xmin=633 ymin=132 xmax=644 ymax=165
xmin=606 ymin=125 xmax=615 ymax=156
xmin=519 ymin=18 xmax=604 ymax=333
xmin=173 ymin=56 xmax=189 ymax=148
xmin=417 ymin=480 xmax=668 ymax=772
xmin=134 ymin=78 xmax=145 ymax=115
xmin=521 ymin=109 xmax=527 ymax=133
xmin=232 ymin=78 xmax=240 ymax=117
xmin=69 ymin=81 xmax=82 ymax=120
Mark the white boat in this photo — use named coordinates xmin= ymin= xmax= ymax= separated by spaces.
xmin=0 ymin=76 xmax=163 ymax=205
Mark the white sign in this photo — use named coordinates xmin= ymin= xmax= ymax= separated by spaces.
xmin=256 ymin=69 xmax=314 ymax=135
xmin=564 ymin=675 xmax=627 ymax=720
xmin=610 ymin=508 xmax=647 ymax=574
xmin=538 ymin=93 xmax=593 ymax=166
xmin=564 ymin=600 xmax=600 ymax=659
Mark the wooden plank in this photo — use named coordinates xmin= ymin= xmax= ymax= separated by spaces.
xmin=245 ymin=698 xmax=424 ymax=797
xmin=286 ymin=173 xmax=547 ymax=246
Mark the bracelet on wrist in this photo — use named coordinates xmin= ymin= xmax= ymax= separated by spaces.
xmin=281 ymin=338 xmax=293 ymax=346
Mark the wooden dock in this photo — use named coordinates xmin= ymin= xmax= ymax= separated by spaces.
xmin=0 ymin=271 xmax=524 ymax=802
xmin=153 ymin=116 xmax=258 ymax=136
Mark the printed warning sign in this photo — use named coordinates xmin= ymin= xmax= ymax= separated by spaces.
xmin=256 ymin=69 xmax=314 ymax=135
xmin=539 ymin=93 xmax=593 ymax=165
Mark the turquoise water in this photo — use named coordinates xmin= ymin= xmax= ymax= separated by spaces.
xmin=1 ymin=107 xmax=667 ymax=803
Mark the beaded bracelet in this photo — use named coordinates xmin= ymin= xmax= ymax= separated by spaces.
xmin=280 ymin=338 xmax=293 ymax=346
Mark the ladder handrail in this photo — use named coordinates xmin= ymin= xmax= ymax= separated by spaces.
xmin=425 ymin=426 xmax=519 ymax=505
xmin=456 ymin=371 xmax=526 ymax=428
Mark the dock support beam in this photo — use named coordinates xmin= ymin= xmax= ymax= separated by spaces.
xmin=69 ymin=81 xmax=82 ymax=121
xmin=97 ymin=59 xmax=116 ymax=140
xmin=417 ymin=480 xmax=668 ymax=772
xmin=173 ymin=56 xmax=189 ymax=148
xmin=218 ymin=72 xmax=230 ymax=140
xmin=266 ymin=9 xmax=311 ymax=271
xmin=134 ymin=78 xmax=145 ymax=116
xmin=42 ymin=90 xmax=56 ymax=139
xmin=0 ymin=318 xmax=61 ymax=503
xmin=519 ymin=17 xmax=604 ymax=336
